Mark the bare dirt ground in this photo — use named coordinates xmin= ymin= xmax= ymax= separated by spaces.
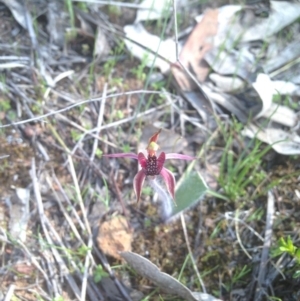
xmin=0 ymin=1 xmax=300 ymax=301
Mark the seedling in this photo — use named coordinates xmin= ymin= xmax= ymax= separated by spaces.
xmin=272 ymin=236 xmax=300 ymax=278
xmin=93 ymin=265 xmax=109 ymax=283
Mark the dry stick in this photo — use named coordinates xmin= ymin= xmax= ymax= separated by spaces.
xmin=180 ymin=213 xmax=206 ymax=293
xmin=22 ymin=0 xmax=52 ymax=87
xmin=40 ymin=257 xmax=61 ymax=298
xmin=90 ymin=84 xmax=107 ymax=161
xmin=31 ymin=158 xmax=81 ymax=300
xmin=69 ymin=98 xmax=175 ymax=154
xmin=254 ymin=190 xmax=275 ymax=301
xmin=111 ymin=172 xmax=130 ymax=221
xmin=223 ymin=213 xmax=264 ymax=242
xmin=163 ymin=88 xmax=211 ymax=133
xmin=33 ymin=162 xmax=101 ymax=301
xmin=16 ymin=239 xmax=55 ymax=295
xmin=93 ymin=247 xmax=133 ymax=301
xmin=50 ymin=125 xmax=97 ymax=301
xmin=234 ymin=210 xmax=252 ymax=260
xmin=3 ymin=284 xmax=15 ymax=301
xmin=45 ymin=174 xmax=87 ymax=242
xmin=50 ymin=171 xmax=85 ymax=230
xmin=0 ymin=90 xmax=176 ymax=129
xmin=65 ymin=147 xmax=94 ymax=301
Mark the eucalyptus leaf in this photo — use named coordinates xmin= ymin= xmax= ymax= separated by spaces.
xmin=121 ymin=251 xmax=221 ymax=301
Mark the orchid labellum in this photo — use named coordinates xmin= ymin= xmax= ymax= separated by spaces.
xmin=103 ymin=129 xmax=194 ymax=203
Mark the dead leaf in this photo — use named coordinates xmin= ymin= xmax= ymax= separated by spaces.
xmin=1 ymin=0 xmax=28 ymax=29
xmin=172 ymin=9 xmax=218 ymax=90
xmin=253 ymin=74 xmax=273 ymax=119
xmin=124 ymin=23 xmax=176 ymax=73
xmin=242 ymin=124 xmax=300 ymax=155
xmin=121 ymin=251 xmax=221 ymax=301
xmin=209 ymin=73 xmax=245 ymax=93
xmin=97 ymin=216 xmax=132 ymax=260
xmin=94 ymin=26 xmax=110 ymax=59
xmin=7 ymin=188 xmax=30 ymax=242
xmin=13 ymin=262 xmax=35 ymax=275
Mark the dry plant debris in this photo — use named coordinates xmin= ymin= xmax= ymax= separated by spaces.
xmin=0 ymin=0 xmax=300 ymax=300
xmin=97 ymin=216 xmax=133 ymax=260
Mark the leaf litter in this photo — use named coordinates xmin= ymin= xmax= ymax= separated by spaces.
xmin=0 ymin=0 xmax=300 ymax=300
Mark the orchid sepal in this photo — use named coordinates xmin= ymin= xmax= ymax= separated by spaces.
xmin=103 ymin=153 xmax=138 ymax=159
xmin=165 ymin=153 xmax=195 ymax=160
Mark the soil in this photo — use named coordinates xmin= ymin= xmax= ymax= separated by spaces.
xmin=0 ymin=1 xmax=300 ymax=301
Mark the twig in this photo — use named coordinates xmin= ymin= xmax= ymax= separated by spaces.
xmin=4 ymin=284 xmax=15 ymax=301
xmin=180 ymin=213 xmax=206 ymax=293
xmin=0 ymin=90 xmax=177 ymax=129
xmin=234 ymin=209 xmax=252 ymax=260
xmin=31 ymin=158 xmax=82 ymax=300
xmin=90 ymin=84 xmax=107 ymax=161
xmin=93 ymin=247 xmax=133 ymax=301
xmin=254 ymin=190 xmax=275 ymax=301
xmin=111 ymin=171 xmax=130 ymax=221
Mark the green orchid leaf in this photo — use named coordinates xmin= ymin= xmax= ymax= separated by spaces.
xmin=171 ymin=170 xmax=208 ymax=216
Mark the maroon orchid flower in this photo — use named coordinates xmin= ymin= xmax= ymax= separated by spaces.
xmin=103 ymin=129 xmax=194 ymax=203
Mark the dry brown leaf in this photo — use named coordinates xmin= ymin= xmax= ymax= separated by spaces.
xmin=97 ymin=216 xmax=132 ymax=260
xmin=172 ymin=9 xmax=218 ymax=90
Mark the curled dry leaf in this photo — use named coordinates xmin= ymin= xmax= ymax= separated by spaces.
xmin=172 ymin=9 xmax=218 ymax=90
xmin=124 ymin=23 xmax=176 ymax=73
xmin=242 ymin=124 xmax=300 ymax=155
xmin=97 ymin=216 xmax=132 ymax=260
xmin=121 ymin=251 xmax=221 ymax=301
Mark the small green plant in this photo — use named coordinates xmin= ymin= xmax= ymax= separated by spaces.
xmin=0 ymin=98 xmax=11 ymax=112
xmin=70 ymin=129 xmax=82 ymax=142
xmin=272 ymin=236 xmax=300 ymax=278
xmin=65 ymin=0 xmax=75 ymax=29
xmin=100 ymin=178 xmax=110 ymax=209
xmin=231 ymin=265 xmax=251 ymax=285
xmin=76 ymin=1 xmax=88 ymax=12
xmin=121 ymin=143 xmax=131 ymax=153
xmin=131 ymin=53 xmax=149 ymax=81
xmin=95 ymin=148 xmax=103 ymax=159
xmin=103 ymin=58 xmax=117 ymax=78
xmin=93 ymin=264 xmax=109 ymax=283
xmin=107 ymin=5 xmax=121 ymax=16
xmin=218 ymin=120 xmax=271 ymax=201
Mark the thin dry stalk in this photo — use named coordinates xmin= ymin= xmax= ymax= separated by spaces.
xmin=31 ymin=158 xmax=82 ymax=300
xmin=180 ymin=213 xmax=206 ymax=293
xmin=0 ymin=90 xmax=175 ymax=129
xmin=90 ymin=84 xmax=107 ymax=161
xmin=254 ymin=190 xmax=275 ymax=300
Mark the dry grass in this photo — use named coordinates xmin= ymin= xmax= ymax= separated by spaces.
xmin=0 ymin=1 xmax=300 ymax=301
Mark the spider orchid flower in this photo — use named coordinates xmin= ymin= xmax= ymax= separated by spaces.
xmin=103 ymin=129 xmax=195 ymax=203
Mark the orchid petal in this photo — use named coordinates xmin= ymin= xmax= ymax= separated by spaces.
xmin=138 ymin=152 xmax=147 ymax=169
xmin=157 ymin=152 xmax=166 ymax=174
xmin=160 ymin=167 xmax=176 ymax=201
xmin=133 ymin=169 xmax=146 ymax=203
xmin=103 ymin=153 xmax=138 ymax=159
xmin=165 ymin=153 xmax=195 ymax=160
